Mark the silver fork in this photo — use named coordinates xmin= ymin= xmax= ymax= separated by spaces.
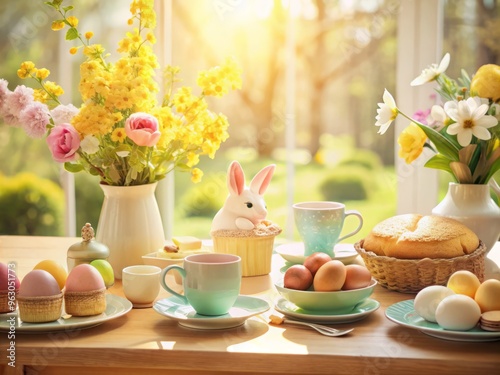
xmin=270 ymin=315 xmax=353 ymax=337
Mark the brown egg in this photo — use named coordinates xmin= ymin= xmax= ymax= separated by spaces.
xmin=303 ymin=252 xmax=332 ymax=276
xmin=342 ymin=265 xmax=372 ymax=290
xmin=284 ymin=265 xmax=313 ymax=290
xmin=313 ymin=260 xmax=346 ymax=291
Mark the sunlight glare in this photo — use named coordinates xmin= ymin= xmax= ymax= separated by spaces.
xmin=281 ymin=0 xmax=308 ymax=18
xmin=254 ymin=0 xmax=274 ymax=19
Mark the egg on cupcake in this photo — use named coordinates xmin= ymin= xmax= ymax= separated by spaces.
xmin=17 ymin=269 xmax=63 ymax=323
xmin=64 ymin=264 xmax=106 ymax=316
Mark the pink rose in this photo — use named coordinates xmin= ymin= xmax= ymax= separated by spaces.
xmin=46 ymin=123 xmax=81 ymax=163
xmin=124 ymin=113 xmax=161 ymax=147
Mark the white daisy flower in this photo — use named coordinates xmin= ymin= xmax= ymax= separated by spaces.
xmin=375 ymin=89 xmax=398 ymax=135
xmin=410 ymin=53 xmax=450 ymax=86
xmin=429 ymin=105 xmax=448 ymax=131
xmin=445 ymin=97 xmax=498 ymax=147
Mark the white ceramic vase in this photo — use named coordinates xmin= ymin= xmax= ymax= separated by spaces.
xmin=96 ymin=182 xmax=165 ymax=279
xmin=432 ymin=182 xmax=500 ymax=253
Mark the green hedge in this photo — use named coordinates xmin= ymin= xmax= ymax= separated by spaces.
xmin=338 ymin=149 xmax=383 ymax=171
xmin=180 ymin=172 xmax=227 ymax=218
xmin=0 ymin=173 xmax=64 ymax=235
xmin=319 ymin=166 xmax=372 ymax=202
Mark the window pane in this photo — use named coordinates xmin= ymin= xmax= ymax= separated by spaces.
xmin=170 ymin=0 xmax=399 ymax=241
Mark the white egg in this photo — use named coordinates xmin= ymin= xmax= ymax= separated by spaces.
xmin=414 ymin=285 xmax=455 ymax=323
xmin=435 ymin=294 xmax=481 ymax=331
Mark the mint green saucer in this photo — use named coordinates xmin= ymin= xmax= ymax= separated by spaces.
xmin=154 ymin=295 xmax=270 ymax=330
xmin=275 ymin=297 xmax=379 ymax=324
xmin=386 ymin=299 xmax=500 ymax=342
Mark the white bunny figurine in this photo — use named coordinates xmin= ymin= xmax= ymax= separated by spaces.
xmin=211 ymin=161 xmax=276 ymax=231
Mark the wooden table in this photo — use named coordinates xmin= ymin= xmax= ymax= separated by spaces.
xmin=1 ymin=236 xmax=500 ymax=375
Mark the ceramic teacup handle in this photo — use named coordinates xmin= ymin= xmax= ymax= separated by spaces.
xmin=337 ymin=210 xmax=363 ymax=243
xmin=160 ymin=265 xmax=187 ymax=303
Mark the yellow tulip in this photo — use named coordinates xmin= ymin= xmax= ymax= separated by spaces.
xmin=470 ymin=64 xmax=500 ymax=103
xmin=398 ymin=123 xmax=427 ymax=164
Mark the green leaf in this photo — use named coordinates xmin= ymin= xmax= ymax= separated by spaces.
xmin=45 ymin=0 xmax=62 ymax=10
xmin=424 ymin=154 xmax=454 ymax=174
xmin=65 ymin=27 xmax=79 ymax=41
xmin=415 ymin=123 xmax=460 ymax=161
xmin=484 ymin=148 xmax=500 ymax=183
xmin=64 ymin=162 xmax=84 ymax=173
xmin=63 ymin=5 xmax=74 ymax=12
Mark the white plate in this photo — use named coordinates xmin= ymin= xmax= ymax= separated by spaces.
xmin=142 ymin=240 xmax=213 ymax=269
xmin=153 ymin=295 xmax=270 ymax=330
xmin=275 ymin=242 xmax=359 ymax=264
xmin=275 ymin=297 xmax=379 ymax=324
xmin=0 ymin=294 xmax=132 ymax=333
xmin=385 ymin=299 xmax=500 ymax=342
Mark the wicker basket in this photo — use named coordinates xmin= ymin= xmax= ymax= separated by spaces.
xmin=64 ymin=288 xmax=106 ymax=316
xmin=0 ymin=290 xmax=15 ymax=313
xmin=17 ymin=293 xmax=63 ymax=323
xmin=354 ymin=240 xmax=486 ymax=293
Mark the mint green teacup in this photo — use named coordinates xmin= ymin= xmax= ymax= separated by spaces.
xmin=293 ymin=201 xmax=363 ymax=257
xmin=161 ymin=253 xmax=241 ymax=316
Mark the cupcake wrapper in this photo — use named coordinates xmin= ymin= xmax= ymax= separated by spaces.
xmin=17 ymin=293 xmax=63 ymax=323
xmin=64 ymin=288 xmax=106 ymax=316
xmin=0 ymin=290 xmax=17 ymax=314
xmin=213 ymin=235 xmax=277 ymax=276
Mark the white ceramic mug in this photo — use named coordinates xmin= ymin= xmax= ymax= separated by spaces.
xmin=122 ymin=265 xmax=161 ymax=308
xmin=161 ymin=253 xmax=242 ymax=316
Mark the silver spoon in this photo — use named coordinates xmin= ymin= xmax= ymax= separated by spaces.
xmin=269 ymin=315 xmax=353 ymax=337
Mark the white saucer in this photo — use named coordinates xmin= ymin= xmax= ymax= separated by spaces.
xmin=275 ymin=297 xmax=379 ymax=324
xmin=275 ymin=242 xmax=359 ymax=264
xmin=153 ymin=295 xmax=270 ymax=330
xmin=0 ymin=294 xmax=132 ymax=333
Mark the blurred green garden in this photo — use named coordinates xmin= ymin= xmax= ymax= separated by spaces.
xmin=0 ymin=134 xmax=399 ymax=243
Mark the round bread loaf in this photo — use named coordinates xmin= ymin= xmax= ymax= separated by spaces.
xmin=362 ymin=214 xmax=479 ymax=259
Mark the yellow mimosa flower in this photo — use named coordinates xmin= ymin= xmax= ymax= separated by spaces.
xmin=36 ymin=68 xmax=50 ymax=80
xmin=17 ymin=61 xmax=36 ymax=79
xmin=51 ymin=21 xmax=65 ymax=31
xmin=191 ymin=168 xmax=203 ymax=183
xmin=66 ymin=16 xmax=79 ymax=27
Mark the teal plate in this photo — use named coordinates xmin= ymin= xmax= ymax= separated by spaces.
xmin=385 ymin=299 xmax=500 ymax=342
xmin=275 ymin=242 xmax=359 ymax=265
xmin=0 ymin=294 xmax=132 ymax=333
xmin=154 ymin=295 xmax=270 ymax=330
xmin=275 ymin=298 xmax=379 ymax=324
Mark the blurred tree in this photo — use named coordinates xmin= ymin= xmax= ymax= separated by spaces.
xmin=173 ymin=0 xmax=397 ymax=158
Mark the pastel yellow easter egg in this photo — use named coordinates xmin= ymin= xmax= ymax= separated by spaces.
xmin=446 ymin=270 xmax=481 ymax=298
xmin=33 ymin=260 xmax=68 ymax=291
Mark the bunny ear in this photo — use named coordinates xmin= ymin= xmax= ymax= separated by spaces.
xmin=250 ymin=164 xmax=275 ymax=195
xmin=227 ymin=161 xmax=246 ymax=196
